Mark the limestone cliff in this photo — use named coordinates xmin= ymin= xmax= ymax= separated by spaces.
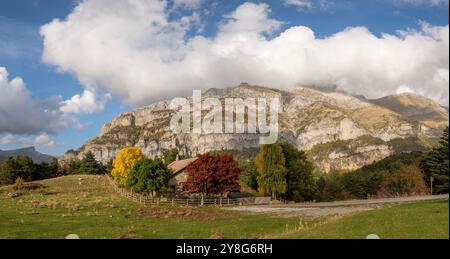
xmin=60 ymin=84 xmax=448 ymax=172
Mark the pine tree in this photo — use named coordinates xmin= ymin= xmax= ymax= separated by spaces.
xmin=421 ymin=127 xmax=449 ymax=194
xmin=280 ymin=142 xmax=316 ymax=202
xmin=255 ymin=143 xmax=287 ymax=200
xmin=79 ymin=151 xmax=105 ymax=175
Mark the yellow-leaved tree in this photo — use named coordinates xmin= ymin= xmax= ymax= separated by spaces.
xmin=111 ymin=147 xmax=144 ymax=187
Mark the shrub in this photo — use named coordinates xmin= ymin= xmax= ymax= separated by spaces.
xmin=378 ymin=164 xmax=427 ymax=197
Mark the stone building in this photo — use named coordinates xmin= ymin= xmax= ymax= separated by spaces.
xmin=168 ymin=157 xmax=198 ymax=192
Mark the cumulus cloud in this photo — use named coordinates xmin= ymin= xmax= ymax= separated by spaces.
xmin=40 ymin=0 xmax=450 ymax=106
xmin=0 ymin=67 xmax=107 ymax=135
xmin=60 ymin=90 xmax=111 ymax=114
xmin=0 ymin=67 xmax=70 ymax=134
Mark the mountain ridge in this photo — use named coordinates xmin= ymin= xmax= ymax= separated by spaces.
xmin=0 ymin=147 xmax=55 ymax=164
xmin=60 ymin=84 xmax=449 ymax=172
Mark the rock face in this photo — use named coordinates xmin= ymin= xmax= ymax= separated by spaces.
xmin=60 ymin=84 xmax=449 ymax=172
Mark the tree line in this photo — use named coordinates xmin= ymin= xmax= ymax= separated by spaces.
xmin=110 ymin=147 xmax=241 ymax=197
xmin=240 ymin=127 xmax=449 ymax=201
xmin=0 ymin=157 xmax=60 ymax=185
xmin=2 ymin=127 xmax=447 ymax=202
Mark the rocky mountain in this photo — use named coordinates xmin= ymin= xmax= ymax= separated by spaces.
xmin=60 ymin=84 xmax=449 ymax=172
xmin=0 ymin=147 xmax=55 ymax=164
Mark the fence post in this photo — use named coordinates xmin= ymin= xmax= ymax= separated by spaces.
xmin=228 ymin=198 xmax=230 ymax=206
xmin=186 ymin=199 xmax=189 ymax=206
xmin=220 ymin=197 xmax=222 ymax=206
xmin=157 ymin=198 xmax=160 ymax=206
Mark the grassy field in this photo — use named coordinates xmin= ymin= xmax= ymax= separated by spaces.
xmin=0 ymin=175 xmax=448 ymax=239
xmin=277 ymin=200 xmax=449 ymax=239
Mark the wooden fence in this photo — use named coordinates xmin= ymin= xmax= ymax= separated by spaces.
xmin=105 ymin=175 xmax=241 ymax=207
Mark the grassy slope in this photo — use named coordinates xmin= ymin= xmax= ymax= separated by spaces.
xmin=0 ymin=175 xmax=299 ymax=239
xmin=0 ymin=175 xmax=448 ymax=239
xmin=278 ymin=200 xmax=449 ymax=239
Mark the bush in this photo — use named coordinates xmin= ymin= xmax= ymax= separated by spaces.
xmin=378 ymin=164 xmax=427 ymax=197
xmin=12 ymin=177 xmax=44 ymax=192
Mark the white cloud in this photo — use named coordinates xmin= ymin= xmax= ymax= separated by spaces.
xmin=61 ymin=90 xmax=111 ymax=114
xmin=219 ymin=2 xmax=282 ymax=36
xmin=0 ymin=134 xmax=15 ymax=145
xmin=396 ymin=0 xmax=449 ymax=6
xmin=0 ymin=133 xmax=57 ymax=148
xmin=173 ymin=0 xmax=203 ymax=9
xmin=40 ymin=0 xmax=450 ymax=106
xmin=283 ymin=0 xmax=313 ymax=10
xmin=0 ymin=66 xmax=108 ymax=135
xmin=33 ymin=133 xmax=56 ymax=147
xmin=0 ymin=67 xmax=71 ymax=134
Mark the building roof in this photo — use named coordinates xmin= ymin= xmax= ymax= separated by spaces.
xmin=168 ymin=157 xmax=198 ymax=175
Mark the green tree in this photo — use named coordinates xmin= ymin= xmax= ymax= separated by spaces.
xmin=341 ymin=170 xmax=384 ymax=199
xmin=79 ymin=151 xmax=105 ymax=175
xmin=162 ymin=149 xmax=181 ymax=165
xmin=105 ymin=159 xmax=114 ymax=174
xmin=238 ymin=159 xmax=259 ymax=191
xmin=316 ymin=172 xmax=347 ymax=202
xmin=255 ymin=143 xmax=287 ymax=200
xmin=34 ymin=159 xmax=60 ymax=180
xmin=421 ymin=127 xmax=449 ymax=194
xmin=66 ymin=159 xmax=82 ymax=175
xmin=280 ymin=143 xmax=316 ymax=202
xmin=126 ymin=158 xmax=171 ymax=196
xmin=0 ymin=156 xmax=35 ymax=185
xmin=15 ymin=156 xmax=35 ymax=181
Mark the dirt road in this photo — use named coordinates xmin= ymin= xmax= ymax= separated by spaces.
xmin=229 ymin=195 xmax=449 ymax=217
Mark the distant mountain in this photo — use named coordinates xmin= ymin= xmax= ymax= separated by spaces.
xmin=60 ymin=84 xmax=449 ymax=172
xmin=0 ymin=147 xmax=55 ymax=164
xmin=371 ymin=93 xmax=449 ymax=129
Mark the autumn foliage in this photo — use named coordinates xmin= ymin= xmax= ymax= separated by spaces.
xmin=111 ymin=147 xmax=144 ymax=187
xmin=184 ymin=154 xmax=241 ymax=197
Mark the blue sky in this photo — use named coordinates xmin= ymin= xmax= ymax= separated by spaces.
xmin=0 ymin=0 xmax=449 ymax=157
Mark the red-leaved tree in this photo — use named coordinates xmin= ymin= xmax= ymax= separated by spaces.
xmin=184 ymin=154 xmax=241 ymax=197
